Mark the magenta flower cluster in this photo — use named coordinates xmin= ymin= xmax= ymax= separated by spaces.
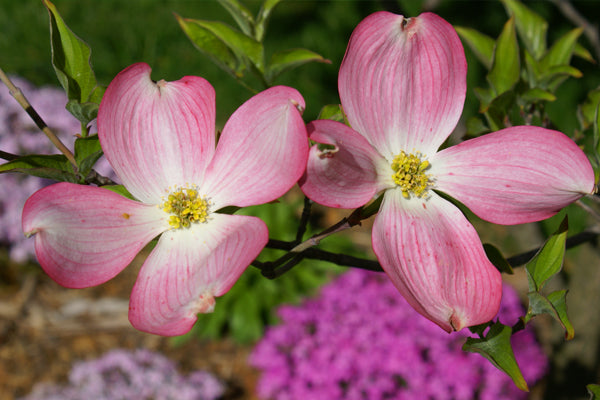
xmin=250 ymin=269 xmax=548 ymax=400
xmin=19 ymin=349 xmax=224 ymax=400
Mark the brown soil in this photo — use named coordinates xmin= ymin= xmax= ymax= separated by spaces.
xmin=0 ymin=253 xmax=261 ymax=400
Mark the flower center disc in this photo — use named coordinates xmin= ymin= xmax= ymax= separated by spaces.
xmin=162 ymin=187 xmax=210 ymax=229
xmin=391 ymin=151 xmax=432 ymax=199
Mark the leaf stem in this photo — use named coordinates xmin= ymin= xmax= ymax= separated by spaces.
xmin=0 ymin=67 xmax=78 ymax=169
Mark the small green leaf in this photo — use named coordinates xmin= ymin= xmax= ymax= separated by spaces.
xmin=44 ymin=0 xmax=98 ymax=103
xmin=266 ymin=48 xmax=330 ymax=82
xmin=595 ymin=100 xmax=600 ymax=158
xmin=465 ymin=116 xmax=490 ymax=137
xmin=525 ymin=291 xmax=574 ymax=340
xmin=574 ymin=43 xmax=595 ymax=63
xmin=588 ymin=384 xmax=600 ymax=399
xmin=74 ymin=135 xmax=103 ymax=177
xmin=580 ymin=87 xmax=600 ymax=128
xmin=66 ymin=100 xmax=99 ymax=126
xmin=176 ymin=14 xmax=264 ymax=76
xmin=317 ymin=104 xmax=345 ymax=122
xmin=521 ymin=88 xmax=556 ymax=103
xmin=255 ymin=0 xmax=284 ymax=42
xmin=540 ymin=28 xmax=583 ymax=70
xmin=217 ymin=0 xmax=255 ymax=37
xmin=525 ymin=216 xmax=568 ymax=292
xmin=0 ymin=154 xmax=77 ymax=182
xmin=501 ymin=0 xmax=547 ymax=59
xmin=488 ymin=17 xmax=520 ymax=96
xmin=463 ymin=322 xmax=529 ymax=391
xmin=547 ymin=290 xmax=575 ymax=340
xmin=485 ymin=90 xmax=516 ymax=131
xmin=102 ymin=185 xmax=136 ymax=200
xmin=455 ymin=26 xmax=495 ymax=70
xmin=483 ymin=243 xmax=514 ymax=274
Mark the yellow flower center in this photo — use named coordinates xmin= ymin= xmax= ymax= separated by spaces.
xmin=391 ymin=151 xmax=432 ymax=199
xmin=161 ymin=187 xmax=210 ymax=229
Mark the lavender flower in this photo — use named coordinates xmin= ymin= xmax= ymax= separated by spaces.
xmin=0 ymin=77 xmax=114 ymax=262
xmin=250 ymin=269 xmax=548 ymax=400
xmin=19 ymin=349 xmax=225 ymax=400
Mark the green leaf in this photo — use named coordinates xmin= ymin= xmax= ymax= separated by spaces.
xmin=488 ymin=17 xmax=520 ymax=96
xmin=455 ymin=26 xmax=495 ymax=70
xmin=501 ymin=0 xmax=547 ymax=60
xmin=525 ymin=216 xmax=568 ymax=292
xmin=317 ymin=104 xmax=345 ymax=122
xmin=266 ymin=48 xmax=330 ymax=82
xmin=102 ymin=185 xmax=136 ymax=200
xmin=255 ymin=0 xmax=283 ymax=42
xmin=540 ymin=28 xmax=583 ymax=70
xmin=588 ymin=384 xmax=600 ymax=399
xmin=525 ymin=290 xmax=574 ymax=340
xmin=66 ymin=100 xmax=99 ymax=126
xmin=217 ymin=0 xmax=254 ymax=37
xmin=581 ymin=87 xmax=600 ymax=128
xmin=574 ymin=43 xmax=595 ymax=63
xmin=483 ymin=243 xmax=513 ymax=274
xmin=0 ymin=154 xmax=77 ymax=182
xmin=465 ymin=116 xmax=490 ymax=137
xmin=176 ymin=15 xmax=264 ymax=75
xmin=74 ymin=135 xmax=103 ymax=177
xmin=595 ymin=100 xmax=600 ymax=158
xmin=44 ymin=0 xmax=98 ymax=103
xmin=521 ymin=88 xmax=556 ymax=103
xmin=547 ymin=290 xmax=575 ymax=340
xmin=484 ymin=90 xmax=516 ymax=131
xmin=463 ymin=322 xmax=529 ymax=391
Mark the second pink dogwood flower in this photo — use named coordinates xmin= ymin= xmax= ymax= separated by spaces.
xmin=300 ymin=12 xmax=595 ymax=332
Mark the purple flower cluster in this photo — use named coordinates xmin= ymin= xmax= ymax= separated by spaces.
xmin=250 ymin=269 xmax=548 ymax=400
xmin=19 ymin=348 xmax=225 ymax=400
xmin=0 ymin=77 xmax=113 ymax=262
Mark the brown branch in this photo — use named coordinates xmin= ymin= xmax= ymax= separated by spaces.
xmin=550 ymin=0 xmax=600 ymax=62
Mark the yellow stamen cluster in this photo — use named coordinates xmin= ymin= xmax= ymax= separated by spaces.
xmin=391 ymin=151 xmax=432 ymax=199
xmin=161 ymin=187 xmax=209 ymax=229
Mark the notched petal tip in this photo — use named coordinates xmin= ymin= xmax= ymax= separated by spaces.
xmin=290 ymin=98 xmax=305 ymax=114
xmin=192 ymin=293 xmax=216 ymax=314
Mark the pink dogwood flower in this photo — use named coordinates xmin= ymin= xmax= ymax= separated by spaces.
xmin=300 ymin=12 xmax=595 ymax=332
xmin=22 ymin=63 xmax=308 ymax=336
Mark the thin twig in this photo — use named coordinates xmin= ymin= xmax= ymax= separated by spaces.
xmin=550 ymin=0 xmax=600 ymax=62
xmin=575 ymin=199 xmax=600 ymax=223
xmin=0 ymin=67 xmax=78 ymax=169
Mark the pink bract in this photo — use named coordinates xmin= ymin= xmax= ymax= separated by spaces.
xmin=300 ymin=12 xmax=595 ymax=332
xmin=23 ymin=63 xmax=308 ymax=336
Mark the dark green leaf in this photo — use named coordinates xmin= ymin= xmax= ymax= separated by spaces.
xmin=217 ymin=0 xmax=255 ymax=37
xmin=44 ymin=0 xmax=98 ymax=103
xmin=488 ymin=17 xmax=520 ymax=96
xmin=266 ymin=48 xmax=330 ymax=82
xmin=501 ymin=0 xmax=547 ymax=59
xmin=525 ymin=216 xmax=568 ymax=292
xmin=483 ymin=243 xmax=513 ymax=274
xmin=588 ymin=384 xmax=600 ymax=399
xmin=484 ymin=90 xmax=516 ymax=131
xmin=455 ymin=26 xmax=495 ymax=70
xmin=255 ymin=0 xmax=283 ymax=42
xmin=463 ymin=322 xmax=529 ymax=391
xmin=580 ymin=87 xmax=600 ymax=129
xmin=74 ymin=135 xmax=103 ymax=177
xmin=0 ymin=154 xmax=77 ymax=182
xmin=465 ymin=116 xmax=490 ymax=137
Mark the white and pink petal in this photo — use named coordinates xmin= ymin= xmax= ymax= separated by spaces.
xmin=201 ymin=86 xmax=308 ymax=210
xmin=128 ymin=213 xmax=268 ymax=336
xmin=299 ymin=119 xmax=390 ymax=209
xmin=431 ymin=126 xmax=596 ymax=225
xmin=372 ymin=189 xmax=502 ymax=332
xmin=22 ymin=182 xmax=168 ymax=288
xmin=98 ymin=63 xmax=216 ymax=204
xmin=339 ymin=11 xmax=467 ymax=158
